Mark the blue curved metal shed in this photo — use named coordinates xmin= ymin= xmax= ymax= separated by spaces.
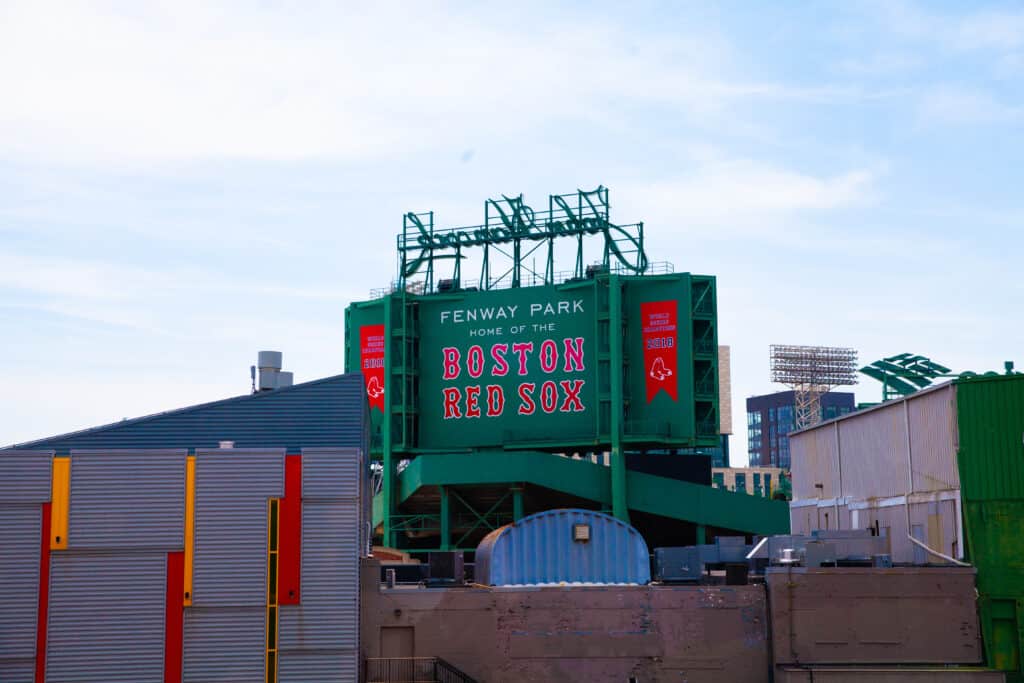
xmin=474 ymin=508 xmax=651 ymax=586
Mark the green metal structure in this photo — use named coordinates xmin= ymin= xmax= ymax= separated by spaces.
xmin=860 ymin=353 xmax=953 ymax=401
xmin=345 ymin=186 xmax=788 ymax=553
xmin=372 ymin=452 xmax=790 ymax=551
xmin=955 ymin=374 xmax=1024 ymax=681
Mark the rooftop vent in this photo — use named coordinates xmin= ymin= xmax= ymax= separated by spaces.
xmin=253 ymin=351 xmax=294 ymax=392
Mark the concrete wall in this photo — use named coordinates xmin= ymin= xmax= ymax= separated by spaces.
xmin=767 ymin=567 xmax=983 ymax=666
xmin=361 ymin=559 xmax=770 ymax=682
xmin=777 ymin=667 xmax=1004 ymax=682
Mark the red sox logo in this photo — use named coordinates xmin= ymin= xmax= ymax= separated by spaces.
xmin=367 ymin=376 xmax=385 ymax=400
xmin=649 ymin=356 xmax=673 ymax=381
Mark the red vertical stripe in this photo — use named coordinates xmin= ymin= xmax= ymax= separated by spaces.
xmin=35 ymin=503 xmax=51 ymax=683
xmin=164 ymin=552 xmax=184 ymax=683
xmin=278 ymin=455 xmax=302 ymax=605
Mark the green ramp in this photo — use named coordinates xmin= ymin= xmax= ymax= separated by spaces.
xmin=376 ymin=451 xmax=790 ymax=539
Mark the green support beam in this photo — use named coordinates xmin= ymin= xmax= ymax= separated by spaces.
xmin=512 ymin=485 xmax=524 ymax=522
xmin=439 ymin=485 xmax=450 ymax=551
xmin=381 ymin=294 xmax=395 ymax=548
xmin=608 ymin=273 xmax=629 ymax=523
xmin=385 ymin=451 xmax=790 ymax=537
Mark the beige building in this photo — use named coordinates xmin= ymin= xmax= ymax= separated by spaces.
xmin=788 ymin=382 xmax=963 ymax=564
xmin=712 ymin=466 xmax=784 ymax=497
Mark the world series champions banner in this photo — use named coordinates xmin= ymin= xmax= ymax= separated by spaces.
xmin=641 ymin=300 xmax=679 ymax=403
xmin=360 ymin=324 xmax=386 ymax=412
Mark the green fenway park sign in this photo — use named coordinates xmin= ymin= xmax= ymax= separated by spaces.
xmin=417 ymin=285 xmax=597 ymax=449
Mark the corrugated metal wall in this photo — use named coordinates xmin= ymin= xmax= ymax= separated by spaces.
xmin=789 ymin=384 xmax=966 ymax=561
xmin=13 ymin=374 xmax=367 ymax=452
xmin=299 ymin=447 xmax=361 ymax=499
xmin=790 ymin=384 xmax=962 ymax=504
xmin=2 ymin=370 xmax=368 ymax=682
xmin=954 ymin=375 xmax=1024 ymax=678
xmin=192 ymin=448 xmax=283 ymax=607
xmin=956 ymin=376 xmax=1024 ymax=501
xmin=68 ymin=449 xmax=186 ymax=549
xmin=0 ymin=506 xmax=42 ymax=672
xmin=0 ymin=450 xmax=51 ymax=682
xmin=278 ymin=448 xmax=362 ymax=682
xmin=907 ymin=384 xmax=959 ymax=492
xmin=183 ymin=607 xmax=266 ymax=683
xmin=790 ymin=426 xmax=839 ymax=500
xmin=0 ymin=660 xmax=36 ymax=683
xmin=46 ymin=552 xmax=168 ymax=683
xmin=476 ymin=508 xmax=651 ymax=586
xmin=0 ymin=449 xmax=53 ymax=502
xmin=279 ymin=502 xmax=359 ymax=648
xmin=279 ymin=652 xmax=358 ymax=683
xmin=838 ymin=402 xmax=908 ymax=499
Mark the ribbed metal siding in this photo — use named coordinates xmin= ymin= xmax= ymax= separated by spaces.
xmin=956 ymin=375 xmax=1024 ymax=501
xmin=68 ymin=450 xmax=186 ymax=549
xmin=790 ymin=426 xmax=839 ymax=500
xmin=0 ymin=450 xmax=53 ymax=502
xmin=279 ymin=502 xmax=359 ymax=650
xmin=0 ymin=659 xmax=35 ymax=683
xmin=46 ymin=552 xmax=167 ymax=683
xmin=0 ymin=506 xmax=41 ymax=661
xmin=907 ymin=384 xmax=959 ymax=492
xmin=14 ymin=373 xmax=367 ymax=452
xmin=192 ymin=449 xmax=283 ymax=607
xmin=299 ymin=447 xmax=361 ymax=500
xmin=278 ymin=651 xmax=358 ymax=683
xmin=838 ymin=402 xmax=908 ymax=499
xmin=183 ymin=607 xmax=265 ymax=683
xmin=279 ymin=448 xmax=362 ymax=681
xmin=475 ymin=508 xmax=650 ymax=585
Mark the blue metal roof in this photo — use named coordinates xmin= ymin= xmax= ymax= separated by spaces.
xmin=475 ymin=508 xmax=651 ymax=586
xmin=8 ymin=373 xmax=367 ymax=453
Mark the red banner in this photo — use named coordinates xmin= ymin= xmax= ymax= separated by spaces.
xmin=360 ymin=324 xmax=385 ymax=412
xmin=641 ymin=300 xmax=678 ymax=403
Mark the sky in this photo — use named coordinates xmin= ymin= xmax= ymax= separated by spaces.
xmin=1 ymin=1 xmax=1022 ymax=464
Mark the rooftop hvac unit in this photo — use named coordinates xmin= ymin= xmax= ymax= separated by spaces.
xmin=427 ymin=551 xmax=465 ymax=584
xmin=653 ymin=547 xmax=703 ymax=582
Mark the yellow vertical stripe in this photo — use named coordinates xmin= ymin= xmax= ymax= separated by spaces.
xmin=50 ymin=457 xmax=70 ymax=550
xmin=266 ymin=498 xmax=280 ymax=683
xmin=183 ymin=455 xmax=196 ymax=606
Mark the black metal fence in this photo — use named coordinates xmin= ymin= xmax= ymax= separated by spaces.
xmin=366 ymin=657 xmax=476 ymax=683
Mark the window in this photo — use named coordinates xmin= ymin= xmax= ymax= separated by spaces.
xmin=776 ymin=405 xmax=794 ymax=437
xmin=713 ymin=472 xmax=725 ymax=489
xmin=765 ymin=474 xmax=772 ymax=496
xmin=753 ymin=472 xmax=762 ymax=495
xmin=734 ymin=472 xmax=747 ymax=493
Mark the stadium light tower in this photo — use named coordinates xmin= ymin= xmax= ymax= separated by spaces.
xmin=770 ymin=344 xmax=858 ymax=430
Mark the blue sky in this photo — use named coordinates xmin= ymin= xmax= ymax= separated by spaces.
xmin=1 ymin=1 xmax=1022 ymax=463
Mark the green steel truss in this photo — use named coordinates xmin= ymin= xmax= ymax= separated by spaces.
xmin=398 ymin=186 xmax=648 ymax=294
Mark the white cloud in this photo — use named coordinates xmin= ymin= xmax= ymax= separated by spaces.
xmin=621 ymin=158 xmax=878 ymax=239
xmin=918 ymin=86 xmax=1022 ymax=124
xmin=871 ymin=2 xmax=1024 ymax=53
xmin=0 ymin=1 xmax=879 ymax=165
xmin=835 ymin=52 xmax=924 ymax=76
xmin=956 ymin=11 xmax=1024 ymax=51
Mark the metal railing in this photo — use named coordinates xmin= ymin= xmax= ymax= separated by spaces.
xmin=366 ymin=657 xmax=477 ymax=683
xmin=368 ymin=261 xmax=676 ymax=298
